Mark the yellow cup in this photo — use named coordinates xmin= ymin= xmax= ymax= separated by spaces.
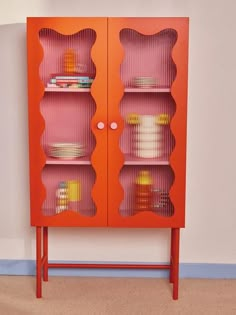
xmin=68 ymin=180 xmax=81 ymax=202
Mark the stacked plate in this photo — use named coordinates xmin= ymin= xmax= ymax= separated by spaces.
xmin=48 ymin=142 xmax=85 ymax=159
xmin=132 ymin=76 xmax=157 ymax=88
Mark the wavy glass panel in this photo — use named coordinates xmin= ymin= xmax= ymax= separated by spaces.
xmin=120 ymin=28 xmax=177 ymax=88
xmin=42 ymin=165 xmax=96 ymax=216
xmin=38 ymin=28 xmax=97 ymax=217
xmin=39 ymin=28 xmax=96 ymax=85
xmin=120 ymin=93 xmax=176 ymax=160
xmin=118 ymin=28 xmax=177 ymax=218
xmin=119 ymin=166 xmax=174 ymax=217
xmin=40 ymin=93 xmax=96 ymax=158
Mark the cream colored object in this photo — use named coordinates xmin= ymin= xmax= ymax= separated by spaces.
xmin=133 ymin=115 xmax=163 ymax=158
xmin=139 ymin=115 xmax=156 ymax=127
xmin=135 ymin=148 xmax=162 ymax=158
xmin=134 ymin=132 xmax=162 ymax=142
xmin=136 ymin=125 xmax=160 ymax=134
xmin=135 ymin=140 xmax=162 ymax=150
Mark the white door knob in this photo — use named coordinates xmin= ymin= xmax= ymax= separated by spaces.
xmin=110 ymin=122 xmax=118 ymax=130
xmin=97 ymin=122 xmax=105 ymax=130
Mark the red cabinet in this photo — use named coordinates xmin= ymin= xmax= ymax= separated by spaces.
xmin=27 ymin=17 xmax=189 ymax=298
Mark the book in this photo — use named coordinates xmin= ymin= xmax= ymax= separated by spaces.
xmin=50 ymin=72 xmax=95 ymax=80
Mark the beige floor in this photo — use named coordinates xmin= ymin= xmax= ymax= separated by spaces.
xmin=0 ymin=276 xmax=236 ymax=315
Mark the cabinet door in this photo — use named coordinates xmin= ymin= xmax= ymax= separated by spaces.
xmin=107 ymin=18 xmax=189 ymax=227
xmin=27 ymin=18 xmax=108 ymax=226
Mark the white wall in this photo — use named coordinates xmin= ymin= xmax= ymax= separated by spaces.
xmin=0 ymin=0 xmax=236 ymax=265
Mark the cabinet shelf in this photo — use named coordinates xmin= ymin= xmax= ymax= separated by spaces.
xmin=45 ymin=87 xmax=91 ymax=93
xmin=120 ymin=208 xmax=174 ymax=217
xmin=124 ymin=87 xmax=171 ymax=93
xmin=124 ymin=154 xmax=169 ymax=165
xmin=45 ymin=156 xmax=91 ymax=165
xmin=44 ymin=87 xmax=171 ymax=94
xmin=43 ymin=208 xmax=96 ymax=217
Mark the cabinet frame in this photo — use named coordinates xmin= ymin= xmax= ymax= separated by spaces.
xmin=27 ymin=17 xmax=189 ymax=300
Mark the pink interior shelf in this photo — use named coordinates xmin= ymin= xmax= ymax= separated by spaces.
xmin=124 ymin=88 xmax=171 ymax=93
xmin=46 ymin=156 xmax=91 ymax=165
xmin=124 ymin=154 xmax=169 ymax=165
xmin=45 ymin=87 xmax=91 ymax=92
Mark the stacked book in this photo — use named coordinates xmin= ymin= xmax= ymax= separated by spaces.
xmin=47 ymin=73 xmax=94 ymax=89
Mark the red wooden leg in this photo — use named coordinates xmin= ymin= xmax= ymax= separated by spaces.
xmin=36 ymin=226 xmax=42 ymax=298
xmin=43 ymin=227 xmax=48 ymax=282
xmin=172 ymin=228 xmax=180 ymax=300
xmin=169 ymin=228 xmax=174 ymax=283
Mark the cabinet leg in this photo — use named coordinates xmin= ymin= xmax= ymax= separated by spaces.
xmin=36 ymin=226 xmax=42 ymax=298
xmin=172 ymin=228 xmax=180 ymax=300
xmin=169 ymin=228 xmax=174 ymax=283
xmin=43 ymin=227 xmax=48 ymax=282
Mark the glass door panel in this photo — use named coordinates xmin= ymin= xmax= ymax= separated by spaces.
xmin=118 ymin=28 xmax=177 ymax=219
xmin=38 ymin=28 xmax=97 ymax=218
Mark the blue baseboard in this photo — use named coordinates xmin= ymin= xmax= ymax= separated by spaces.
xmin=0 ymin=260 xmax=236 ymax=279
